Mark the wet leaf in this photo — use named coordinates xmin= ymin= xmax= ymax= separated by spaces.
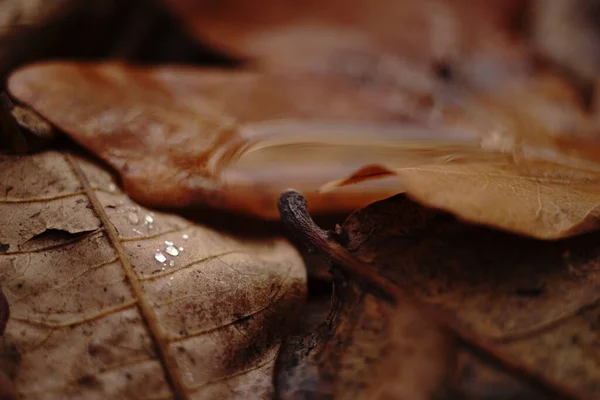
xmin=9 ymin=61 xmax=600 ymax=239
xmin=0 ymin=151 xmax=305 ymax=399
xmin=316 ymin=194 xmax=600 ymax=399
xmin=7 ymin=62 xmax=443 ymax=219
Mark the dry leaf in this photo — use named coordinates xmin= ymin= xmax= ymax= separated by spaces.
xmin=0 ymin=151 xmax=305 ymax=399
xmin=275 ymin=192 xmax=560 ymax=400
xmin=275 ymin=270 xmax=455 ymax=399
xmin=324 ymin=194 xmax=600 ymax=398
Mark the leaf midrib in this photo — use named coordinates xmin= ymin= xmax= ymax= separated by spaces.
xmin=66 ymin=154 xmax=187 ymax=400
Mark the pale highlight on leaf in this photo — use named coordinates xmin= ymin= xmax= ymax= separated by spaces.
xmin=0 ymin=151 xmax=305 ymax=399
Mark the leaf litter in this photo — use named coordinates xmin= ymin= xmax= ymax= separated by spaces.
xmin=276 ymin=191 xmax=600 ymax=399
xmin=0 ymin=151 xmax=305 ymax=399
xmin=5 ymin=1 xmax=600 ymax=399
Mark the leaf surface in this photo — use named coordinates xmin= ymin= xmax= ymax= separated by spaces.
xmin=323 ymin=194 xmax=600 ymax=398
xmin=7 ymin=62 xmax=450 ymax=218
xmin=9 ymin=62 xmax=600 ymax=239
xmin=0 ymin=151 xmax=305 ymax=399
xmin=275 ymin=270 xmax=455 ymax=399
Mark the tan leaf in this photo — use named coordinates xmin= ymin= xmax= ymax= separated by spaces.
xmin=0 ymin=151 xmax=305 ymax=399
xmin=331 ymin=194 xmax=600 ymax=398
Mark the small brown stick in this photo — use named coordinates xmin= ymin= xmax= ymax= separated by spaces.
xmin=278 ymin=189 xmax=579 ymax=400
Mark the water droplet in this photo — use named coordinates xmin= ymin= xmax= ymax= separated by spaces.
xmin=165 ymin=245 xmax=179 ymax=256
xmin=154 ymin=251 xmax=167 ymax=263
xmin=108 ymin=183 xmax=117 ymax=192
xmin=178 ymin=247 xmax=184 ymax=252
xmin=182 ymin=234 xmax=189 ymax=240
xmin=144 ymin=215 xmax=154 ymax=224
xmin=164 ymin=240 xmax=174 ymax=246
xmin=127 ymin=212 xmax=140 ymax=224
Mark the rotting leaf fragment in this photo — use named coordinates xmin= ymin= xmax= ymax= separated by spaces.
xmin=0 ymin=151 xmax=306 ymax=399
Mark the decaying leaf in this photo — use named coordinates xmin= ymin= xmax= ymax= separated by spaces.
xmin=9 ymin=61 xmax=600 ymax=239
xmin=0 ymin=151 xmax=305 ymax=399
xmin=291 ymin=193 xmax=600 ymax=399
xmin=275 ymin=269 xmax=455 ymax=399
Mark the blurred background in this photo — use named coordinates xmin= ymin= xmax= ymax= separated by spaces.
xmin=0 ymin=0 xmax=599 ymax=101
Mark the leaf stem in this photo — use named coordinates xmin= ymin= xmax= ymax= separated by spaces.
xmin=278 ymin=189 xmax=579 ymax=400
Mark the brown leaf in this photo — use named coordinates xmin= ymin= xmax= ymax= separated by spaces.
xmin=275 ymin=271 xmax=455 ymax=399
xmin=329 ymin=194 xmax=600 ymax=398
xmin=0 ymin=151 xmax=305 ymax=399
xmin=162 ymin=0 xmax=524 ymax=70
xmin=275 ymin=191 xmax=561 ymax=399
xmin=10 ymin=61 xmax=600 ymax=239
xmin=8 ymin=62 xmax=450 ymax=219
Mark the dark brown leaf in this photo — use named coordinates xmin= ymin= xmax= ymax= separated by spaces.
xmin=327 ymin=194 xmax=600 ymax=398
xmin=276 ymin=274 xmax=455 ymax=399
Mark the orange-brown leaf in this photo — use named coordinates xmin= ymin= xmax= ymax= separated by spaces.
xmin=8 ymin=62 xmax=449 ymax=218
xmin=10 ymin=62 xmax=600 ymax=239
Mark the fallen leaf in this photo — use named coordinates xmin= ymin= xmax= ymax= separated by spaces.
xmin=0 ymin=151 xmax=305 ymax=399
xmin=7 ymin=62 xmax=452 ymax=219
xmin=275 ymin=191 xmax=565 ymax=399
xmin=275 ymin=269 xmax=455 ymax=399
xmin=327 ymin=194 xmax=600 ymax=398
xmin=9 ymin=61 xmax=600 ymax=239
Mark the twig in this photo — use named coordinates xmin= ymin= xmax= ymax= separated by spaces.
xmin=278 ymin=189 xmax=579 ymax=400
